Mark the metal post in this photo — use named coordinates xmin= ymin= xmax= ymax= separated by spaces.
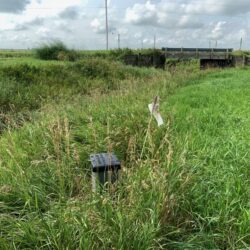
xmin=118 ymin=34 xmax=120 ymax=49
xmin=105 ymin=0 xmax=109 ymax=50
xmin=240 ymin=37 xmax=243 ymax=51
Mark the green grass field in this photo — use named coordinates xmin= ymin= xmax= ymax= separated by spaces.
xmin=0 ymin=52 xmax=249 ymax=249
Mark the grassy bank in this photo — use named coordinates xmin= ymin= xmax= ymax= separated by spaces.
xmin=0 ymin=55 xmax=249 ymax=249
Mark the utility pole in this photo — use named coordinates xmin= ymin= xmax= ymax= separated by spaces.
xmin=118 ymin=33 xmax=120 ymax=49
xmin=209 ymin=40 xmax=211 ymax=49
xmin=105 ymin=0 xmax=109 ymax=50
xmin=153 ymin=34 xmax=156 ymax=49
xmin=215 ymin=40 xmax=217 ymax=48
xmin=240 ymin=37 xmax=243 ymax=50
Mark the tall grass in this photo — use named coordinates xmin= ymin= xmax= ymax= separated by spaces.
xmin=0 ymin=56 xmax=249 ymax=249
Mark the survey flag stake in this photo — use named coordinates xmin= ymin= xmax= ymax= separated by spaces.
xmin=148 ymin=96 xmax=164 ymax=127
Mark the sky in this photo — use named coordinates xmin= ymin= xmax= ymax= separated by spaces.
xmin=0 ymin=0 xmax=249 ymax=50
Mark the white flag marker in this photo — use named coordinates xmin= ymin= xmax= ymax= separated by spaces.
xmin=148 ymin=96 xmax=164 ymax=127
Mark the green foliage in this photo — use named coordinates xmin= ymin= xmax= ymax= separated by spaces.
xmin=232 ymin=50 xmax=250 ymax=57
xmin=76 ymin=48 xmax=164 ymax=61
xmin=0 ymin=54 xmax=249 ymax=249
xmin=0 ymin=58 xmax=156 ymax=132
xmin=0 ymin=49 xmax=34 ymax=58
xmin=35 ymin=42 xmax=78 ymax=61
xmin=108 ymin=48 xmax=134 ymax=59
xmin=166 ymin=59 xmax=199 ymax=72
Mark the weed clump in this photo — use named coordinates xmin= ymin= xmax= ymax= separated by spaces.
xmin=35 ymin=42 xmax=78 ymax=61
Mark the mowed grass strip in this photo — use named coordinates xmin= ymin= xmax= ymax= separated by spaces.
xmin=161 ymin=69 xmax=250 ymax=249
xmin=0 ymin=57 xmax=249 ymax=249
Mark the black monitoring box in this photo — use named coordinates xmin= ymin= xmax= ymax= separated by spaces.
xmin=90 ymin=153 xmax=121 ymax=192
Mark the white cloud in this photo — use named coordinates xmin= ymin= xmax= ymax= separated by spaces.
xmin=91 ymin=18 xmax=105 ymax=34
xmin=125 ymin=1 xmax=203 ymax=29
xmin=1 ymin=0 xmax=250 ymax=50
xmin=185 ymin=0 xmax=250 ymax=16
xmin=0 ymin=0 xmax=31 ymax=13
xmin=90 ymin=5 xmax=117 ymax=35
xmin=36 ymin=27 xmax=50 ymax=36
xmin=90 ymin=18 xmax=116 ymax=34
xmin=11 ymin=17 xmax=44 ymax=31
xmin=134 ymin=32 xmax=142 ymax=39
xmin=125 ymin=1 xmax=157 ymax=26
xmin=209 ymin=21 xmax=227 ymax=40
xmin=59 ymin=6 xmax=79 ymax=19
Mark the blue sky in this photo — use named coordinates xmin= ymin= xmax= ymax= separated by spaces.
xmin=0 ymin=0 xmax=249 ymax=50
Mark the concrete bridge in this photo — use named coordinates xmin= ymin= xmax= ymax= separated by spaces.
xmin=123 ymin=48 xmax=245 ymax=69
xmin=163 ymin=48 xmax=235 ymax=69
xmin=162 ymin=48 xmax=233 ymax=60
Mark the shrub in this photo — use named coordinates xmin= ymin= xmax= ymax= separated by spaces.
xmin=35 ymin=42 xmax=78 ymax=61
